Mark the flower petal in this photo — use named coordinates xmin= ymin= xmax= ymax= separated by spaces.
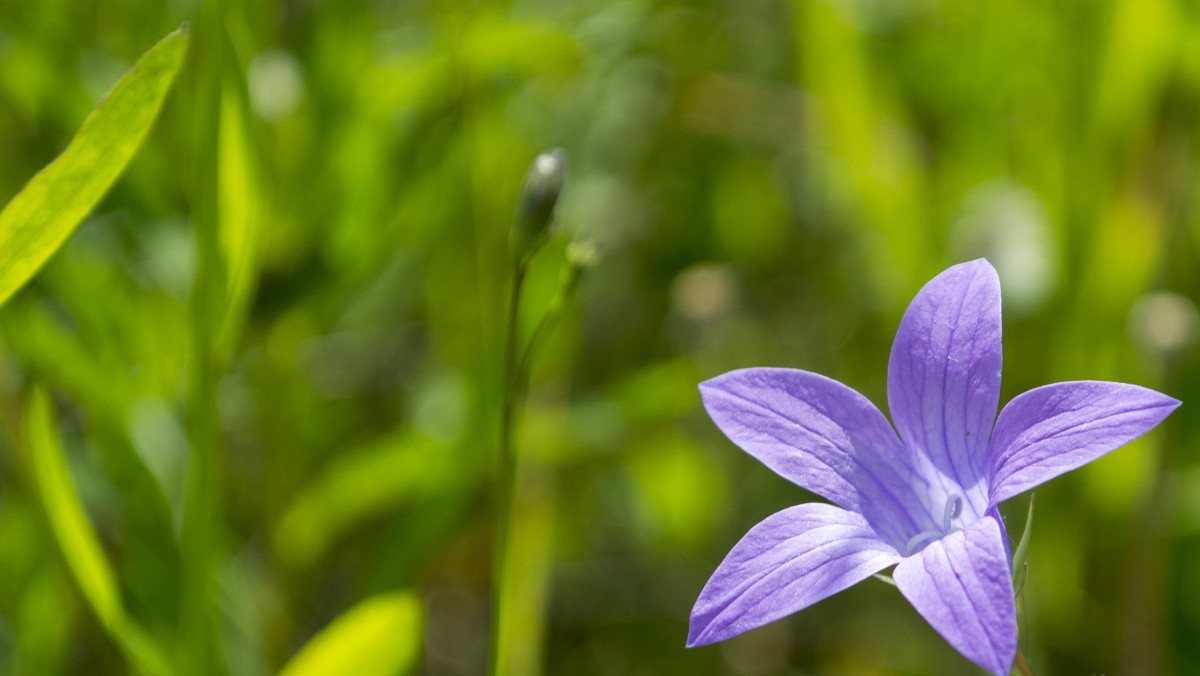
xmin=701 ymin=368 xmax=938 ymax=548
xmin=893 ymin=515 xmax=1016 ymax=676
xmin=986 ymin=381 xmax=1180 ymax=506
xmin=887 ymin=259 xmax=1001 ymax=520
xmin=687 ymin=503 xmax=901 ymax=647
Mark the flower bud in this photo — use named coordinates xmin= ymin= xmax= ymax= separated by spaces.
xmin=565 ymin=239 xmax=597 ymax=271
xmin=511 ymin=148 xmax=566 ymax=263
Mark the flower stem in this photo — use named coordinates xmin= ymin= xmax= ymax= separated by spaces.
xmin=516 ymin=263 xmax=583 ymax=382
xmin=181 ymin=2 xmax=227 ymax=674
xmin=489 ymin=259 xmax=527 ymax=676
xmin=1014 ymin=649 xmax=1035 ymax=676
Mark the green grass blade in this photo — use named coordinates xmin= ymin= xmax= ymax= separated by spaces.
xmin=25 ymin=387 xmax=175 ymax=676
xmin=278 ymin=592 xmax=424 ymax=676
xmin=0 ymin=25 xmax=188 ymax=308
xmin=26 ymin=387 xmax=122 ymax=629
xmin=1012 ymin=493 xmax=1036 ymax=582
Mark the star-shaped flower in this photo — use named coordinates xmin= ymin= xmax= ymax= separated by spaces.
xmin=688 ymin=259 xmax=1179 ymax=675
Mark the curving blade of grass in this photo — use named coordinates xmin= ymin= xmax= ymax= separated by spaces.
xmin=278 ymin=591 xmax=424 ymax=676
xmin=25 ymin=387 xmax=175 ymax=676
xmin=0 ymin=25 xmax=188 ymax=308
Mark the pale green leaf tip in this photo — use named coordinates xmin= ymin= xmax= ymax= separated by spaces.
xmin=166 ymin=22 xmax=190 ymax=48
xmin=149 ymin=22 xmax=189 ymax=58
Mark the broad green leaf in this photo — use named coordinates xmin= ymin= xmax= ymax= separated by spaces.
xmin=278 ymin=592 xmax=423 ymax=676
xmin=25 ymin=387 xmax=176 ymax=676
xmin=0 ymin=25 xmax=188 ymax=308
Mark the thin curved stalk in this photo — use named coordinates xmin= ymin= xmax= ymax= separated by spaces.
xmin=489 ymin=260 xmax=527 ymax=676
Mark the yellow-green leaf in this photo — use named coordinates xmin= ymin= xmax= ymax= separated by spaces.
xmin=279 ymin=592 xmax=424 ymax=676
xmin=26 ymin=387 xmax=121 ymax=627
xmin=216 ymin=77 xmax=262 ymax=353
xmin=25 ymin=387 xmax=175 ymax=676
xmin=0 ymin=25 xmax=189 ymax=308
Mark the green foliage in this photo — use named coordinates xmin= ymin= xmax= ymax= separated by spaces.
xmin=274 ymin=432 xmax=464 ymax=567
xmin=0 ymin=1 xmax=1197 ymax=675
xmin=278 ymin=592 xmax=423 ymax=676
xmin=25 ymin=387 xmax=174 ymax=676
xmin=0 ymin=25 xmax=187 ymax=308
xmin=1013 ymin=494 xmax=1036 ymax=584
xmin=26 ymin=388 xmax=121 ymax=636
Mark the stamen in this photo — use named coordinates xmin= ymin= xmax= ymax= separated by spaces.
xmin=905 ymin=495 xmax=966 ymax=556
xmin=942 ymin=494 xmax=963 ymax=533
xmin=904 ymin=529 xmax=942 ymax=556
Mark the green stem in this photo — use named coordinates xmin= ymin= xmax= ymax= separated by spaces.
xmin=1014 ymin=649 xmax=1035 ymax=676
xmin=489 ymin=260 xmax=527 ymax=676
xmin=1011 ymin=493 xmax=1035 ymax=580
xmin=515 ymin=264 xmax=582 ymax=383
xmin=181 ymin=1 xmax=226 ymax=674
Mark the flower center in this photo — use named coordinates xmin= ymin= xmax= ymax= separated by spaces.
xmin=903 ymin=494 xmax=963 ymax=556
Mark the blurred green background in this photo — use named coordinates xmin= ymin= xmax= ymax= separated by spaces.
xmin=1 ymin=0 xmax=1199 ymax=674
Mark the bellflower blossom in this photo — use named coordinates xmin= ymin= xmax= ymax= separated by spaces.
xmin=688 ymin=259 xmax=1179 ymax=675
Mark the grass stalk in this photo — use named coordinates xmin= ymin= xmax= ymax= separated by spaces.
xmin=1014 ymin=649 xmax=1035 ymax=676
xmin=489 ymin=259 xmax=527 ymax=676
xmin=181 ymin=1 xmax=227 ymax=673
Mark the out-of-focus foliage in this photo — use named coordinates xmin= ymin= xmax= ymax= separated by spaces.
xmin=0 ymin=0 xmax=1197 ymax=675
xmin=278 ymin=591 xmax=423 ymax=676
xmin=25 ymin=387 xmax=174 ymax=676
xmin=0 ymin=25 xmax=186 ymax=307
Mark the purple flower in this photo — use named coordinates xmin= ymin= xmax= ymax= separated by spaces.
xmin=688 ymin=259 xmax=1179 ymax=675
